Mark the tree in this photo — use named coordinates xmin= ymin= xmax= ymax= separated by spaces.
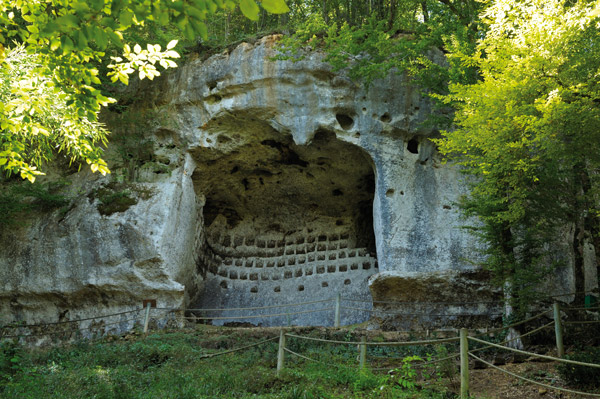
xmin=274 ymin=0 xmax=483 ymax=96
xmin=0 ymin=0 xmax=289 ymax=181
xmin=436 ymin=0 xmax=600 ymax=308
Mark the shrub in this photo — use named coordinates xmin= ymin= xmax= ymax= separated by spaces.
xmin=557 ymin=347 xmax=600 ymax=387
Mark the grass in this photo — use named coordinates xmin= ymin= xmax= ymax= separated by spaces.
xmin=0 ymin=327 xmax=453 ymax=399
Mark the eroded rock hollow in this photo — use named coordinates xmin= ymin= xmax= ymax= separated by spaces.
xmin=191 ymin=128 xmax=378 ymax=325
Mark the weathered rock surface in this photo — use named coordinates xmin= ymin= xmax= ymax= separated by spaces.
xmin=369 ymin=270 xmax=503 ymax=330
xmin=0 ymin=35 xmax=522 ymax=338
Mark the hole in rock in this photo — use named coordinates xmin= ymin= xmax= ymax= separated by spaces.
xmin=192 ymin=124 xmax=377 ymax=325
xmin=205 ymin=94 xmax=222 ymax=104
xmin=407 ymin=139 xmax=419 ymax=154
xmin=380 ymin=113 xmax=391 ymax=123
xmin=335 ymin=113 xmax=354 ymax=130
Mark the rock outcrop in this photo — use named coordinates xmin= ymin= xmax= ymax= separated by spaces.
xmin=0 ymin=35 xmax=540 ymax=339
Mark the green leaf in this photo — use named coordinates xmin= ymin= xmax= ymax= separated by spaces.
xmin=77 ymin=29 xmax=88 ymax=50
xmin=55 ymin=14 xmax=79 ymax=30
xmin=184 ymin=22 xmax=195 ymax=40
xmin=224 ymin=0 xmax=236 ymax=11
xmin=190 ymin=19 xmax=208 ymax=40
xmin=93 ymin=26 xmax=108 ymax=50
xmin=105 ymin=29 xmax=123 ymax=46
xmin=119 ymin=9 xmax=134 ymax=27
xmin=186 ymin=5 xmax=207 ymax=20
xmin=89 ymin=0 xmax=104 ymax=13
xmin=40 ymin=21 xmax=59 ymax=35
xmin=260 ymin=0 xmax=289 ymax=14
xmin=50 ymin=38 xmax=60 ymax=51
xmin=61 ymin=35 xmax=74 ymax=54
xmin=111 ymin=0 xmax=126 ymax=15
xmin=72 ymin=1 xmax=90 ymax=14
xmin=239 ymin=0 xmax=259 ymax=21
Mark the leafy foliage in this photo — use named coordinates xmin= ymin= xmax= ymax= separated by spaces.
xmin=0 ymin=45 xmax=110 ymax=182
xmin=0 ymin=179 xmax=71 ymax=226
xmin=557 ymin=347 xmax=600 ymax=387
xmin=436 ymin=0 xmax=600 ymax=308
xmin=274 ymin=0 xmax=482 ymax=97
xmin=0 ymin=0 xmax=289 ymax=181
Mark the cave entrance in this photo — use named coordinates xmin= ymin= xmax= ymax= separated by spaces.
xmin=191 ymin=129 xmax=377 ymax=326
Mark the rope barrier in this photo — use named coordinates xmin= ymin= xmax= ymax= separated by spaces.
xmin=471 ymin=309 xmax=552 ymax=337
xmin=563 ymin=306 xmax=600 ymax=311
xmin=564 ymin=320 xmax=600 ymax=325
xmin=414 ymin=352 xmax=461 ymax=368
xmin=468 ymin=321 xmax=555 ymax=356
xmin=370 ymin=352 xmax=462 ymax=372
xmin=342 ymin=306 xmax=503 ymax=317
xmin=0 ymin=309 xmax=142 ymax=329
xmin=283 ymin=347 xmax=330 ymax=366
xmin=343 ymin=298 xmax=504 ymax=305
xmin=342 ymin=291 xmax=598 ymax=306
xmin=468 ymin=352 xmax=600 ymax=397
xmin=185 ymin=298 xmax=334 ymax=312
xmin=185 ymin=307 xmax=335 ymax=321
xmin=198 ymin=337 xmax=278 ymax=359
xmin=283 ymin=347 xmax=359 ymax=370
xmin=285 ymin=333 xmax=460 ymax=346
xmin=550 ymin=291 xmax=598 ymax=299
xmin=469 ymin=336 xmax=600 ymax=368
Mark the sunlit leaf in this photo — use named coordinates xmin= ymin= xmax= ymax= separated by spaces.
xmin=239 ymin=0 xmax=259 ymax=21
xmin=260 ymin=0 xmax=289 ymax=14
xmin=166 ymin=39 xmax=178 ymax=50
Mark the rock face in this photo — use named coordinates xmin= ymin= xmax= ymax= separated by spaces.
xmin=0 ymin=35 xmax=522 ymax=338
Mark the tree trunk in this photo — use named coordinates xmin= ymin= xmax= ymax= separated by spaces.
xmin=388 ymin=0 xmax=396 ymax=30
xmin=421 ymin=2 xmax=429 ymax=22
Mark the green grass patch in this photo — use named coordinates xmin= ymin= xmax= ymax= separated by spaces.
xmin=0 ymin=328 xmax=452 ymax=399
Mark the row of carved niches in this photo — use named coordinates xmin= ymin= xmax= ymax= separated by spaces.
xmin=210 ymin=253 xmax=377 ymax=281
xmin=206 ymin=231 xmax=369 ymax=258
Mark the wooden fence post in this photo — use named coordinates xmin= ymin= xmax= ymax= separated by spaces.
xmin=334 ymin=293 xmax=341 ymax=328
xmin=143 ymin=302 xmax=151 ymax=334
xmin=277 ymin=329 xmax=286 ymax=376
xmin=553 ymin=302 xmax=564 ymax=358
xmin=359 ymin=336 xmax=367 ymax=369
xmin=460 ymin=328 xmax=469 ymax=399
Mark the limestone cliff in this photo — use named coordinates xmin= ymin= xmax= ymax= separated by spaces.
xmin=0 ymin=35 xmax=553 ymax=339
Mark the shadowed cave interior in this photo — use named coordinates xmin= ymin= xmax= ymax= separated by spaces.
xmin=189 ymin=124 xmax=378 ymax=326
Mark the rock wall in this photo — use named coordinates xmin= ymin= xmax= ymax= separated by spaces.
xmin=2 ymin=34 xmax=574 ymax=336
xmin=0 ymin=152 xmax=198 ymax=342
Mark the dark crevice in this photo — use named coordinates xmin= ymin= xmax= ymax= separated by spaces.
xmin=261 ymin=140 xmax=309 ymax=167
xmin=407 ymin=139 xmax=419 ymax=154
xmin=336 ymin=113 xmax=354 ymax=130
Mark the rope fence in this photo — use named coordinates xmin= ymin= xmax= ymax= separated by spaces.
xmin=468 ymin=336 xmax=600 ymax=369
xmin=184 ymin=307 xmax=335 ymax=321
xmin=1 ymin=291 xmax=600 ymax=398
xmin=285 ymin=332 xmax=460 ymax=346
xmin=468 ymin=352 xmax=600 ymax=397
xmin=340 ymin=305 xmax=504 ymax=317
xmin=198 ymin=336 xmax=278 ymax=359
xmin=183 ymin=298 xmax=334 ymax=312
